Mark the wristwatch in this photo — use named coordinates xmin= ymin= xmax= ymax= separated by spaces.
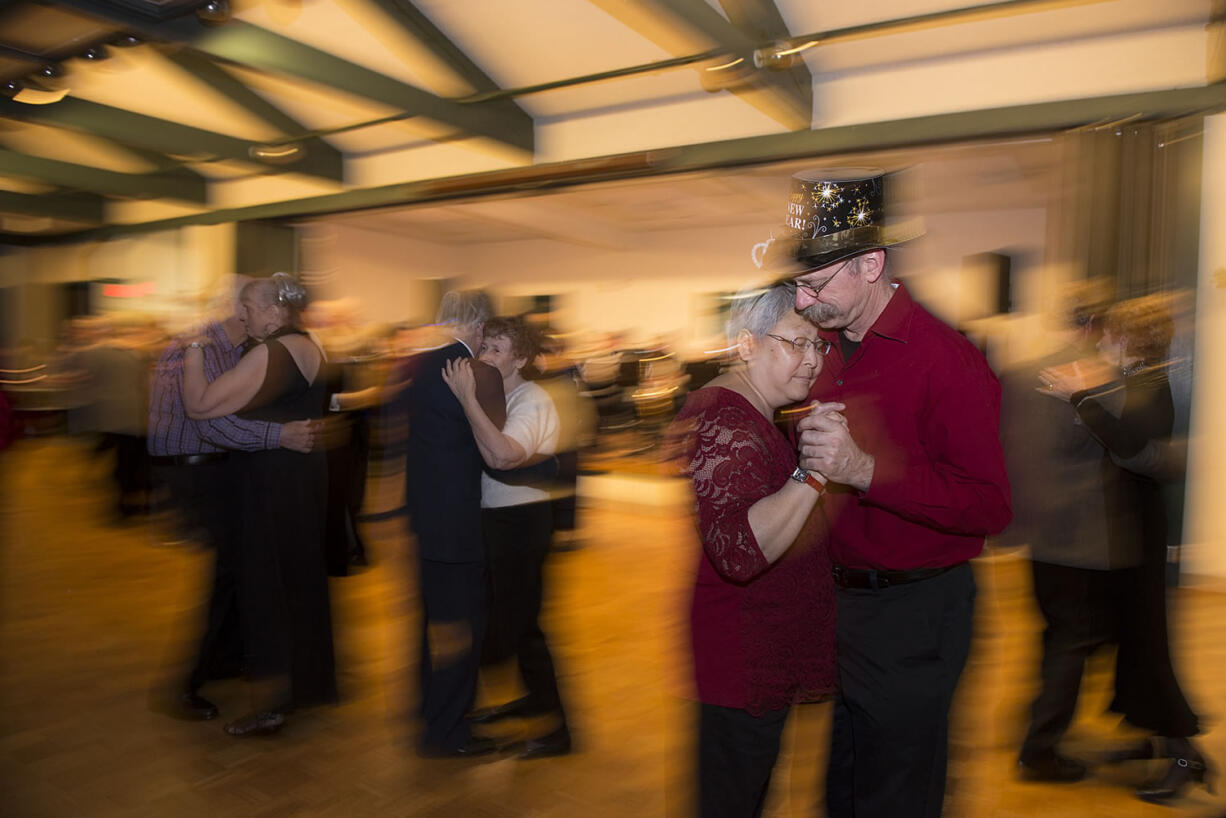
xmin=790 ymin=466 xmax=824 ymax=494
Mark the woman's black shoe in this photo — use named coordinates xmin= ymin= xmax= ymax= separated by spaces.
xmin=224 ymin=710 xmax=285 ymax=737
xmin=1136 ymin=750 xmax=1214 ymax=803
xmin=1102 ymin=738 xmax=1157 ymax=764
xmin=518 ymin=726 xmax=572 ymax=760
xmin=1017 ymin=752 xmax=1088 ymax=782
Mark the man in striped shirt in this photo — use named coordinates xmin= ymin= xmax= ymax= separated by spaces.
xmin=148 ymin=308 xmax=313 ymax=721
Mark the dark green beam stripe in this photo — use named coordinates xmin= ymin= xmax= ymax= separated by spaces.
xmin=0 ymin=96 xmax=342 ymax=182
xmin=0 ymin=149 xmax=207 ymax=202
xmin=26 ymin=83 xmax=1226 ymax=244
xmin=164 ymin=50 xmax=345 ymax=181
xmin=193 ymin=23 xmax=533 ymax=152
xmin=102 ymin=140 xmax=207 ymax=177
xmin=54 ymin=2 xmax=534 ymax=153
xmin=0 ymin=189 xmax=104 ymax=222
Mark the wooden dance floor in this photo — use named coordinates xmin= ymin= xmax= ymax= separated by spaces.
xmin=2 ymin=436 xmax=1224 ymax=817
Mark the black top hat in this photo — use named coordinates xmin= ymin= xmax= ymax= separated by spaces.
xmin=753 ymin=168 xmax=923 ymax=274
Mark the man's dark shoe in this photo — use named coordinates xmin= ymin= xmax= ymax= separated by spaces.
xmin=419 ymin=735 xmax=499 ymax=758
xmin=467 ymin=697 xmax=546 ymax=725
xmin=518 ymin=727 xmax=572 ymax=760
xmin=179 ymin=692 xmax=219 ymax=720
xmin=1018 ymin=752 xmax=1088 ymax=782
xmin=223 ymin=710 xmax=285 ymax=737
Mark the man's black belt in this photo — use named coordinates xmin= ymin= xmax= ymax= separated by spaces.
xmin=831 ymin=562 xmax=963 ymax=590
xmin=150 ymin=452 xmax=229 ymax=467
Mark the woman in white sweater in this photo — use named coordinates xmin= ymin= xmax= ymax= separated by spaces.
xmin=442 ymin=316 xmax=570 ymax=759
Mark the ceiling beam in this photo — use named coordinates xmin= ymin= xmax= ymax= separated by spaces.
xmin=53 ymin=1 xmax=534 ymax=153
xmin=597 ymin=0 xmax=811 ymax=130
xmin=162 ymin=49 xmax=345 ymax=181
xmin=364 ymin=0 xmax=505 ymax=94
xmin=27 ymin=83 xmax=1226 ymax=243
xmin=714 ymin=0 xmax=813 ymax=124
xmin=365 ymin=0 xmax=531 ymax=125
xmin=0 ymin=188 xmax=104 ymax=222
xmin=0 ymin=96 xmax=342 ymax=182
xmin=0 ymin=148 xmax=207 ymax=202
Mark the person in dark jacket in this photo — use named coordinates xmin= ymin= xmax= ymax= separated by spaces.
xmin=1039 ymin=293 xmax=1207 ymax=803
xmin=402 ymin=290 xmax=506 ymax=757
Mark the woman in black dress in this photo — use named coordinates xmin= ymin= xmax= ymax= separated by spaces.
xmin=1041 ymin=294 xmax=1206 ymax=802
xmin=183 ymin=273 xmax=337 ymax=736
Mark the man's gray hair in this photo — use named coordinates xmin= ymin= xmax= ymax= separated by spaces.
xmin=436 ymin=289 xmax=493 ymax=328
xmin=726 ymin=284 xmax=796 ymax=343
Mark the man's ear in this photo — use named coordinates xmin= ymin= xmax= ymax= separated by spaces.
xmin=858 ymin=250 xmax=887 ymax=284
xmin=736 ymin=329 xmax=755 ymax=363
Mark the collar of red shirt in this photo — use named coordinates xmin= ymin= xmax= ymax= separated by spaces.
xmin=820 ymin=279 xmax=916 ymax=347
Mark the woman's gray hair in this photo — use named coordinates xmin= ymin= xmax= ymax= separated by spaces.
xmin=726 ymin=284 xmax=798 ymax=343
xmin=241 ymin=272 xmax=308 ymax=312
xmin=436 ymin=289 xmax=493 ymax=328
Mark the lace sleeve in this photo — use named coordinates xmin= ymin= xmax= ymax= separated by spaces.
xmin=685 ymin=402 xmax=778 ymax=584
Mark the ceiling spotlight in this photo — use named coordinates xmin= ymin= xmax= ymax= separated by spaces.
xmin=196 ymin=0 xmax=231 ymax=25
xmin=33 ymin=62 xmax=67 ymax=89
xmin=112 ymin=34 xmax=143 ymax=48
xmin=81 ymin=45 xmax=110 ymax=61
xmin=0 ymin=80 xmax=22 ymax=99
xmin=249 ymin=143 xmax=305 ymax=165
xmin=753 ymin=41 xmax=801 ymax=72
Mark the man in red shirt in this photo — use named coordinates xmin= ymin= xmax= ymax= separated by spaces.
xmin=764 ymin=169 xmax=1012 ymax=817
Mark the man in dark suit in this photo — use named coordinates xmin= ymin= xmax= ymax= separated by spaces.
xmin=404 ymin=289 xmax=506 ymax=757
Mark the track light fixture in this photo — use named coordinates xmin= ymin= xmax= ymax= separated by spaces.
xmin=0 ymin=80 xmax=22 ymax=99
xmin=111 ymin=34 xmax=143 ymax=48
xmin=249 ymin=143 xmax=306 ymax=165
xmin=196 ymin=0 xmax=231 ymax=25
xmin=81 ymin=45 xmax=110 ymax=61
xmin=699 ymin=54 xmax=754 ymax=93
xmin=33 ymin=62 xmax=67 ymax=89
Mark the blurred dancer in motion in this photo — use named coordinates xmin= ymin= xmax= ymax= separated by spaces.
xmin=1039 ymin=293 xmax=1207 ymax=803
xmin=183 ymin=273 xmax=336 ymax=736
xmin=533 ymin=334 xmax=596 ymax=552
xmin=778 ymin=169 xmax=1012 ymax=818
xmin=442 ymin=316 xmax=572 ymax=759
xmin=1003 ymin=281 xmax=1117 ymax=782
xmin=669 ymin=283 xmax=835 ymax=818
xmin=148 ymin=280 xmax=314 ymax=722
xmin=403 ymin=290 xmax=505 ymax=757
xmin=79 ymin=322 xmax=154 ymax=520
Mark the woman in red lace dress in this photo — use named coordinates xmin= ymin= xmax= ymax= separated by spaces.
xmin=672 ymin=284 xmax=837 ymax=818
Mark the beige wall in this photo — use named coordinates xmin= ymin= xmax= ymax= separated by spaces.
xmin=1183 ymin=113 xmax=1226 ymax=582
xmin=308 ymin=202 xmax=1048 ymax=358
xmin=299 ymin=222 xmax=456 ymax=328
xmin=1 ymin=224 xmax=235 ymax=350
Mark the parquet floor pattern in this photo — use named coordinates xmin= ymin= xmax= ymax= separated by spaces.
xmin=2 ymin=436 xmax=1224 ymax=817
